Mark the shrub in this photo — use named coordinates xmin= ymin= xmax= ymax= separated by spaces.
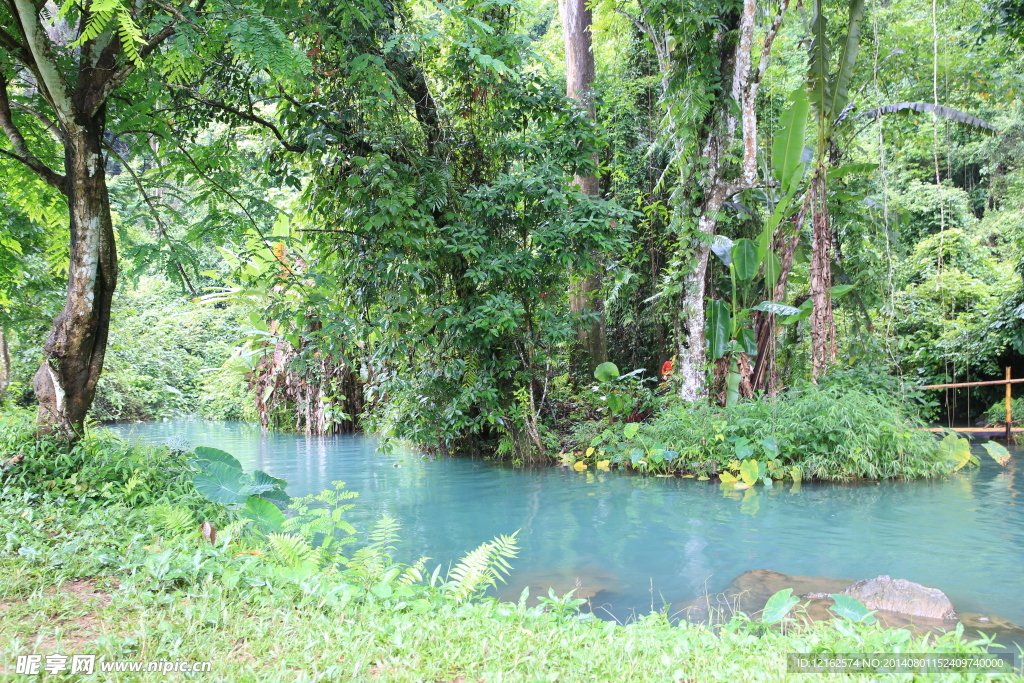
xmin=577 ymin=386 xmax=948 ymax=481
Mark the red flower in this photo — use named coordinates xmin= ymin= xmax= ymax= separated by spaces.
xmin=661 ymin=359 xmax=673 ymax=379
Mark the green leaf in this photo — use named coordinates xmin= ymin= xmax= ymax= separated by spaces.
xmin=762 ymin=588 xmax=800 ymax=624
xmin=738 ymin=328 xmax=757 ymax=356
xmin=779 ymin=299 xmax=813 ymax=326
xmin=982 ymin=441 xmax=1011 ymax=466
xmin=772 ymin=87 xmax=809 ymax=191
xmin=623 ymin=423 xmax=640 ymax=440
xmin=827 ymin=0 xmax=867 ymax=121
xmin=827 ymin=163 xmax=879 ymax=180
xmin=252 ymin=470 xmax=288 ymax=493
xmin=192 ymin=461 xmax=253 ymax=505
xmin=763 ymin=250 xmax=782 ymax=291
xmin=939 ymin=433 xmax=974 ymax=472
xmin=708 ymin=300 xmax=732 ymax=361
xmin=752 ymin=301 xmax=802 ymax=317
xmin=829 ymin=284 xmax=855 ymax=299
xmin=740 ymin=459 xmax=759 ymax=486
xmin=241 ymin=496 xmax=285 ymax=533
xmin=594 ymin=362 xmax=620 ymax=383
xmin=829 ymin=594 xmax=876 ymax=623
xmin=731 ymin=239 xmax=760 ymax=281
xmin=193 ymin=447 xmax=242 ymax=472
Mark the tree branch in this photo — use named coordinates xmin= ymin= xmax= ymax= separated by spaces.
xmin=10 ymin=100 xmax=65 ymax=143
xmin=89 ymin=0 xmax=208 ymax=116
xmin=102 ymin=139 xmax=197 ymax=295
xmin=12 ymin=0 xmax=75 ymax=126
xmin=0 ymin=73 xmax=66 ymax=192
xmin=170 ymin=86 xmax=306 ymax=152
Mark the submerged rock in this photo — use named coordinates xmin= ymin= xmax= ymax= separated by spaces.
xmin=674 ymin=569 xmax=1024 ymax=644
xmin=841 ymin=575 xmax=956 ymax=620
xmin=499 ymin=565 xmax=619 ymax=604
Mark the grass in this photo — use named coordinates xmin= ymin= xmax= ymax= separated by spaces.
xmin=0 ymin=410 xmax=1019 ymax=682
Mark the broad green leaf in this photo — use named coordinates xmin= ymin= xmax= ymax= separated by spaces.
xmin=735 ymin=438 xmax=754 ymax=460
xmin=760 ymin=437 xmax=780 ymax=456
xmin=826 ymin=0 xmax=867 ymax=121
xmin=829 ymin=594 xmax=876 ymax=624
xmin=719 ymin=471 xmax=738 ymax=484
xmin=623 ymin=423 xmax=640 ymax=439
xmin=193 ymin=447 xmax=242 ymax=472
xmin=594 ymin=362 xmax=620 ymax=383
xmin=252 ymin=469 xmax=288 ymax=492
xmin=830 ymin=284 xmax=855 ymax=299
xmin=939 ymin=433 xmax=974 ymax=472
xmin=779 ymin=299 xmax=813 ymax=326
xmin=740 ymin=459 xmax=759 ymax=486
xmin=193 ymin=461 xmax=252 ymax=505
xmin=764 ymin=250 xmax=782 ymax=290
xmin=711 ymin=235 xmax=734 ymax=265
xmin=738 ymin=328 xmax=757 ymax=356
xmin=731 ymin=239 xmax=760 ymax=281
xmin=762 ymin=588 xmax=800 ymax=624
xmin=982 ymin=441 xmax=1011 ymax=466
xmin=707 ymin=300 xmax=732 ymax=360
xmin=752 ymin=301 xmax=802 ymax=317
xmin=827 ymin=163 xmax=879 ymax=180
xmin=726 ymin=358 xmax=741 ymax=407
xmin=772 ymin=87 xmax=810 ymax=190
xmin=241 ymin=496 xmax=285 ymax=533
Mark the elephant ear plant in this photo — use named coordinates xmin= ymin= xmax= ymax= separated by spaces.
xmin=190 ymin=447 xmax=290 ymax=533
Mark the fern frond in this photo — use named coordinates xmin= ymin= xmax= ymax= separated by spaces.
xmin=445 ymin=531 xmax=519 ymax=603
xmin=146 ymin=503 xmax=194 ymax=536
xmin=397 ymin=557 xmax=430 ymax=586
xmin=267 ymin=532 xmax=317 ymax=567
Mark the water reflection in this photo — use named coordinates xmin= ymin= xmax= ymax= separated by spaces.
xmin=112 ymin=419 xmax=1024 ymax=630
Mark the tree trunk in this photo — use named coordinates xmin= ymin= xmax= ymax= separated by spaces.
xmin=750 ymin=198 xmax=809 ymax=393
xmin=33 ymin=115 xmax=117 ymax=439
xmin=808 ymin=170 xmax=835 ymax=379
xmin=0 ymin=325 xmax=10 ymax=403
xmin=560 ymin=0 xmax=607 ymax=377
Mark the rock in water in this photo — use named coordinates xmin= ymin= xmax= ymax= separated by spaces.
xmin=841 ymin=575 xmax=956 ymax=620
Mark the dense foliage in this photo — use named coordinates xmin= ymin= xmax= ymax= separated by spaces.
xmin=4 ymin=0 xmax=1024 ymax=454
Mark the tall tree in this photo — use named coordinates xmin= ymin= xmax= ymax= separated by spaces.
xmin=626 ymin=0 xmax=789 ymax=400
xmin=0 ymin=0 xmax=304 ymax=438
xmin=560 ymin=0 xmax=608 ymax=376
xmin=804 ymin=0 xmax=866 ymax=378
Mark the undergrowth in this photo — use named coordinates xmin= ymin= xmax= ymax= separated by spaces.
xmin=571 ymin=386 xmax=948 ymax=480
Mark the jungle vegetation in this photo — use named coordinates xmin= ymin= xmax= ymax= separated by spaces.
xmin=1 ymin=0 xmax=1023 ymax=475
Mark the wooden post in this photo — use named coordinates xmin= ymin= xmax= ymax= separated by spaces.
xmin=1006 ymin=367 xmax=1012 ymax=441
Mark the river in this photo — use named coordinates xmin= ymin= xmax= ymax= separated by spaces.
xmin=111 ymin=418 xmax=1024 ymax=632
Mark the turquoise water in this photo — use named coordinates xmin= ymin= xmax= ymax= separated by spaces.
xmin=112 ymin=419 xmax=1024 ymax=628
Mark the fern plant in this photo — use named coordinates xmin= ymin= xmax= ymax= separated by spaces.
xmin=442 ymin=531 xmax=520 ymax=604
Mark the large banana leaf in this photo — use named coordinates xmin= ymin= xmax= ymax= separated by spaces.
xmin=807 ymin=0 xmax=866 ymax=125
xmin=731 ymin=239 xmax=760 ymax=281
xmin=772 ymin=88 xmax=809 ymax=192
xmin=860 ymin=102 xmax=999 ymax=135
xmin=707 ymin=299 xmax=732 ymax=360
xmin=763 ymin=250 xmax=782 ymax=290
